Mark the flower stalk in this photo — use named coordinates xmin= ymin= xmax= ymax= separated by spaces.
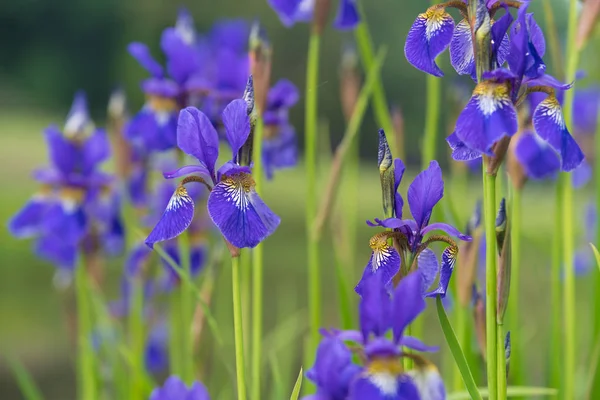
xmin=75 ymin=255 xmax=97 ymax=400
xmin=231 ymin=255 xmax=247 ymax=400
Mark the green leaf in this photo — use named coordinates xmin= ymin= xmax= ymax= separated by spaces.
xmin=590 ymin=243 xmax=600 ymax=272
xmin=5 ymin=355 xmax=44 ymax=400
xmin=436 ymin=296 xmax=483 ymax=400
xmin=290 ymin=367 xmax=303 ymax=400
xmin=447 ymin=386 xmax=558 ymax=399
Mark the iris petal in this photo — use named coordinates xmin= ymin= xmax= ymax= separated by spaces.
xmin=45 ymin=125 xmax=77 ymax=176
xmin=177 ymin=107 xmax=219 ymax=179
xmin=222 ymin=99 xmax=252 ymax=159
xmin=145 ymin=186 xmax=195 ymax=248
xmin=449 ymin=19 xmax=475 ymax=79
xmin=572 ymin=159 xmax=592 ymax=189
xmin=421 ymin=222 xmax=472 ymax=241
xmin=333 ymin=0 xmax=360 ymax=30
xmin=425 ymin=246 xmax=457 ymax=299
xmin=399 ymin=336 xmax=440 ymax=353
xmin=128 ymin=42 xmax=164 ymax=78
xmin=393 ymin=159 xmax=406 ymax=219
xmin=405 ymin=8 xmax=455 ymax=77
xmin=349 ymin=374 xmax=420 ymax=400
xmin=532 ymin=96 xmax=584 ymax=171
xmin=83 ymin=129 xmax=110 ymax=174
xmin=9 ymin=196 xmax=52 ymax=238
xmin=514 ymin=132 xmax=560 ymax=180
xmin=418 ymin=248 xmax=439 ymax=293
xmin=446 ymin=132 xmax=482 ymax=162
xmin=207 ymin=173 xmax=280 ymax=248
xmin=355 ymin=247 xmax=401 ymax=296
xmin=35 ymin=236 xmax=77 ymax=270
xmin=358 ymin=275 xmax=392 ymax=340
xmin=408 ymin=160 xmax=443 ymax=229
xmin=392 ymin=272 xmax=426 ymax=342
xmin=268 ymin=0 xmax=312 ymax=27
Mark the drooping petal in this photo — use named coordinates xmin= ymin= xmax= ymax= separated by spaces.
xmin=42 ymin=202 xmax=87 ymax=244
xmin=222 ymin=99 xmax=252 ymax=159
xmin=334 ymin=0 xmax=360 ymax=30
xmin=349 ymin=373 xmax=420 ymax=400
xmin=128 ymin=42 xmax=164 ymax=78
xmin=177 ymin=107 xmax=219 ymax=179
xmin=207 ymin=173 xmax=280 ymax=248
xmin=407 ymin=160 xmax=443 ymax=229
xmin=145 ymin=186 xmax=195 ymax=248
xmin=398 ymin=336 xmax=440 ymax=353
xmin=455 ymin=82 xmax=518 ymax=155
xmin=392 ymin=271 xmax=426 ymax=342
xmin=421 ymin=222 xmax=472 ymax=241
xmin=355 ymin=245 xmax=401 ymax=296
xmin=9 ymin=195 xmax=52 ymax=238
xmin=359 ymin=275 xmax=392 ymax=340
xmin=407 ymin=365 xmax=446 ymax=400
xmin=404 ymin=7 xmax=455 ymax=77
xmin=572 ymin=159 xmax=592 ymax=189
xmin=35 ymin=236 xmax=78 ymax=270
xmin=533 ymin=96 xmax=584 ymax=171
xmin=425 ymin=246 xmax=458 ymax=298
xmin=417 ymin=248 xmax=439 ymax=293
xmin=446 ymin=132 xmax=482 ymax=161
xmin=449 ymin=19 xmax=475 ymax=78
xmin=514 ymin=132 xmax=560 ymax=180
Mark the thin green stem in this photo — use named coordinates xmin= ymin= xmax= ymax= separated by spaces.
xmin=593 ymin=103 xmax=600 ymax=399
xmin=561 ymin=0 xmax=580 ymax=396
xmin=422 ymin=74 xmax=441 ymax=169
xmin=128 ymin=276 xmax=145 ymax=399
xmin=483 ymin=164 xmax=498 ymax=400
xmin=231 ymin=256 xmax=247 ymax=400
xmin=305 ymin=31 xmax=321 ymax=366
xmin=550 ymin=177 xmax=563 ymax=393
xmin=75 ymin=256 xmax=96 ymax=400
xmin=178 ymin=232 xmax=194 ymax=382
xmin=251 ymin=115 xmax=266 ymax=400
xmin=354 ymin=13 xmax=401 ymax=159
xmin=508 ymin=186 xmax=523 ymax=389
xmin=240 ymin=250 xmax=251 ymax=356
xmin=497 ymin=322 xmax=506 ymax=400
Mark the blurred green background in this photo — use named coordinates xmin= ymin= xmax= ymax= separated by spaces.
xmin=0 ymin=0 xmax=598 ymax=399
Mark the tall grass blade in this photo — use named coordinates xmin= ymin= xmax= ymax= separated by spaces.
xmin=447 ymin=386 xmax=558 ymax=399
xmin=290 ymin=367 xmax=303 ymax=400
xmin=6 ymin=356 xmax=44 ymax=400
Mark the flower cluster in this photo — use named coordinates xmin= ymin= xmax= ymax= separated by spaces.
xmin=145 ymin=80 xmax=280 ymax=250
xmin=305 ymin=272 xmax=445 ymax=399
xmin=357 ymin=131 xmax=470 ymax=297
xmin=405 ymin=0 xmax=584 ymax=175
xmin=9 ymin=92 xmax=124 ymax=273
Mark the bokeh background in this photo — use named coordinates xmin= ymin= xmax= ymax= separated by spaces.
xmin=0 ymin=0 xmax=598 ymax=398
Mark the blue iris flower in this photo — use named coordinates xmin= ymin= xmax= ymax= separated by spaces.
xmin=150 ymin=375 xmax=210 ymax=400
xmin=268 ymin=0 xmax=360 ymax=30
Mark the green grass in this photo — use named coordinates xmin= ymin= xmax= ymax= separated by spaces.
xmin=0 ymin=111 xmax=595 ymax=398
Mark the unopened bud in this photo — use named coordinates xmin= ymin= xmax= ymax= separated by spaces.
xmin=378 ymin=129 xmax=395 ymax=218
xmin=496 ymin=198 xmax=511 ymax=323
xmin=238 ymin=76 xmax=257 ymax=167
xmin=472 ymin=285 xmax=487 ymax=360
xmin=505 ymin=331 xmax=511 ymax=379
xmin=391 ymin=106 xmax=405 ymax=161
xmin=314 ymin=0 xmax=332 ymax=34
xmin=340 ymin=45 xmax=360 ymax=122
xmin=471 ymin=0 xmax=492 ymax=82
xmin=577 ymin=0 xmax=600 ymax=50
xmin=249 ymin=22 xmax=272 ymax=114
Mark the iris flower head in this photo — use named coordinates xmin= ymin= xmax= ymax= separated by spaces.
xmin=145 ymin=84 xmax=280 ymax=250
xmin=150 ymin=375 xmax=210 ymax=400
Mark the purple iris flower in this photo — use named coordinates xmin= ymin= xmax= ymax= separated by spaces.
xmin=262 ymin=79 xmax=299 ymax=179
xmin=268 ymin=0 xmax=360 ymax=30
xmin=150 ymin=376 xmax=210 ymax=400
xmin=145 ymin=322 xmax=169 ymax=374
xmin=342 ymin=273 xmax=444 ymax=399
xmin=9 ymin=92 xmax=123 ymax=271
xmin=145 ymin=94 xmax=280 ymax=249
xmin=514 ymin=130 xmax=560 ymax=180
xmin=359 ymin=152 xmax=470 ymax=296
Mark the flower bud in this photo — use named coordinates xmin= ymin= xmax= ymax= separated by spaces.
xmin=237 ymin=76 xmax=257 ymax=167
xmin=340 ymin=45 xmax=360 ymax=122
xmin=249 ymin=22 xmax=272 ymax=114
xmin=314 ymin=0 xmax=332 ymax=35
xmin=470 ymin=0 xmax=492 ymax=81
xmin=378 ymin=129 xmax=395 ymax=218
xmin=504 ymin=331 xmax=511 ymax=379
xmin=577 ymin=0 xmax=600 ymax=50
xmin=496 ymin=198 xmax=511 ymax=323
xmin=472 ymin=285 xmax=487 ymax=359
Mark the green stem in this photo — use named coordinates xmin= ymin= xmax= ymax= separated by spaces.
xmin=251 ymin=115 xmax=265 ymax=400
xmin=128 ymin=276 xmax=145 ymax=399
xmin=561 ymin=0 xmax=580 ymax=396
xmin=354 ymin=14 xmax=401 ymax=159
xmin=550 ymin=177 xmax=563 ymax=393
xmin=240 ymin=250 xmax=251 ymax=357
xmin=508 ymin=186 xmax=523 ymax=389
xmin=483 ymin=164 xmax=498 ymax=400
xmin=75 ymin=256 xmax=96 ymax=400
xmin=422 ymin=74 xmax=441 ymax=168
xmin=453 ymin=299 xmax=468 ymax=390
xmin=593 ymin=102 xmax=600 ymax=399
xmin=231 ymin=256 xmax=247 ymax=400
xmin=497 ymin=322 xmax=506 ymax=400
xmin=178 ymin=232 xmax=194 ymax=382
xmin=542 ymin=0 xmax=564 ymax=79
xmin=305 ymin=31 xmax=321 ymax=366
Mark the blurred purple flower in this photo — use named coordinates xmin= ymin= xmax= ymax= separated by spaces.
xmin=150 ymin=376 xmax=210 ymax=400
xmin=268 ymin=0 xmax=360 ymax=30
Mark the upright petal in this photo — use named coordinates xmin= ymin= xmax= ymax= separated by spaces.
xmin=145 ymin=186 xmax=195 ymax=248
xmin=405 ymin=7 xmax=455 ymax=77
xmin=222 ymin=99 xmax=252 ymax=159
xmin=177 ymin=107 xmax=219 ymax=179
xmin=449 ymin=19 xmax=475 ymax=78
xmin=207 ymin=173 xmax=280 ymax=248
xmin=161 ymin=22 xmax=200 ymax=85
xmin=44 ymin=125 xmax=77 ymax=176
xmin=359 ymin=275 xmax=392 ymax=340
xmin=267 ymin=79 xmax=300 ymax=110
xmin=128 ymin=42 xmax=164 ymax=78
xmin=82 ymin=129 xmax=110 ymax=174
xmin=455 ymin=82 xmax=517 ymax=155
xmin=64 ymin=91 xmax=91 ymax=136
xmin=532 ymin=96 xmax=584 ymax=171
xmin=392 ymin=272 xmax=426 ymax=342
xmin=334 ymin=0 xmax=360 ymax=30
xmin=407 ymin=160 xmax=443 ymax=229
xmin=514 ymin=132 xmax=560 ymax=180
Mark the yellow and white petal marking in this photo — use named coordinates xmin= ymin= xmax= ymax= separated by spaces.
xmin=423 ymin=6 xmax=451 ymax=41
xmin=366 ymin=356 xmax=404 ymax=396
xmin=59 ymin=187 xmax=86 ymax=212
xmin=167 ymin=185 xmax=194 ymax=211
xmin=407 ymin=364 xmax=445 ymax=400
xmin=538 ymin=95 xmax=566 ymax=128
xmin=220 ymin=173 xmax=255 ymax=211
xmin=369 ymin=232 xmax=394 ymax=273
xmin=473 ymin=81 xmax=512 ymax=116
